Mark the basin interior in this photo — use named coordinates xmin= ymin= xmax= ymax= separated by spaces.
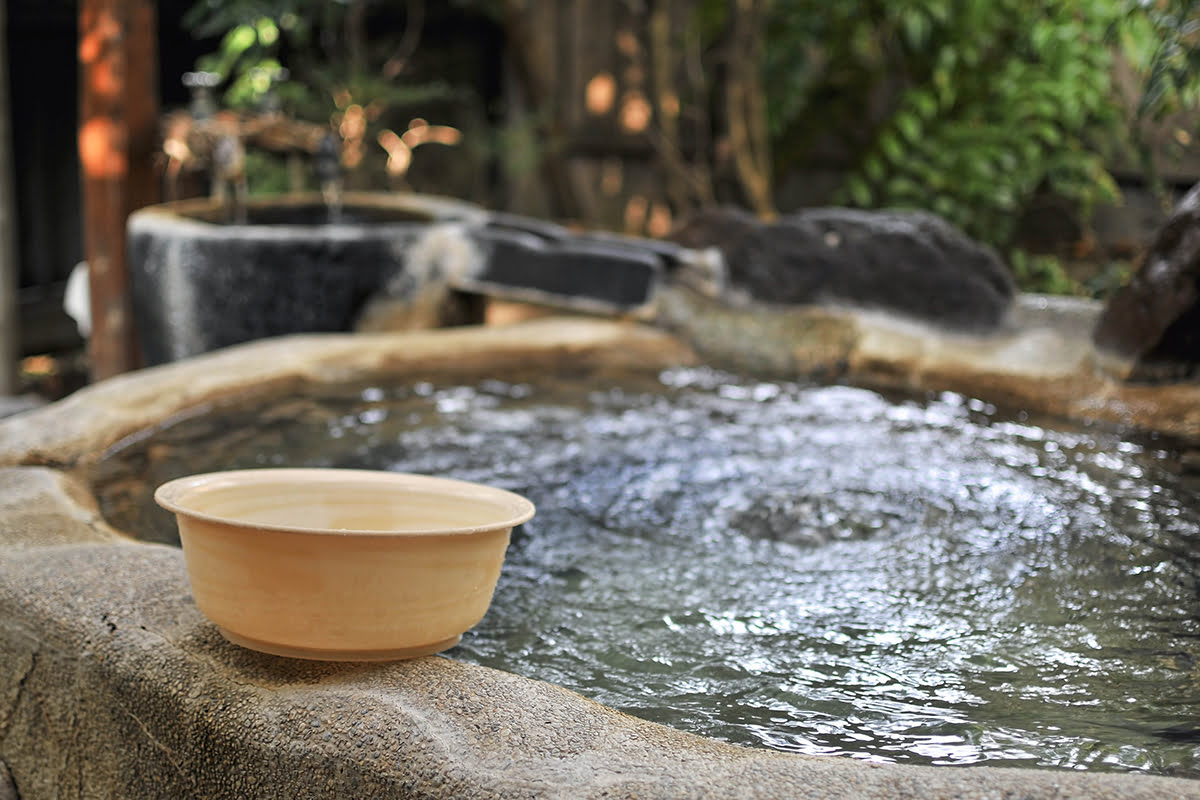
xmin=91 ymin=367 xmax=1200 ymax=777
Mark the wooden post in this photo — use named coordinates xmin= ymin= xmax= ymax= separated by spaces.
xmin=79 ymin=0 xmax=158 ymax=380
xmin=725 ymin=0 xmax=775 ymax=220
xmin=0 ymin=0 xmax=18 ymax=396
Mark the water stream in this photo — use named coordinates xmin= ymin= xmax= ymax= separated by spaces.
xmin=93 ymin=367 xmax=1200 ymax=776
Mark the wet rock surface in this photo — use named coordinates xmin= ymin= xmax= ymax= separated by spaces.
xmin=460 ymin=221 xmax=664 ymax=314
xmin=667 ymin=206 xmax=1015 ymax=332
xmin=1094 ymin=182 xmax=1200 ymax=382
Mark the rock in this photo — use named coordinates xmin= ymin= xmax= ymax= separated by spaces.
xmin=355 ymin=216 xmax=666 ymax=331
xmin=0 ymin=468 xmax=126 ymax=550
xmin=2 ymin=545 xmax=1193 ymax=800
xmin=667 ymin=206 xmax=1015 ymax=332
xmin=0 ymin=760 xmax=17 ymax=800
xmin=1093 ymin=182 xmax=1200 ymax=382
xmin=0 ymin=396 xmax=45 ymax=420
xmin=458 ymin=222 xmax=663 ymax=315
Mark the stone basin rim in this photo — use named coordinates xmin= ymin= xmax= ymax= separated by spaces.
xmin=1 ymin=316 xmax=1198 ymax=799
xmin=128 ymin=190 xmax=492 ymax=234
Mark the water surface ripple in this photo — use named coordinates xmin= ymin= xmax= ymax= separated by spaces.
xmin=397 ymin=370 xmax=1199 ymax=776
xmin=103 ymin=368 xmax=1200 ymax=775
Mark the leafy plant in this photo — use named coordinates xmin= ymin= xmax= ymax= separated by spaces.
xmin=1111 ymin=0 xmax=1200 ymax=201
xmin=182 ymin=0 xmax=486 ymax=193
xmin=764 ymin=0 xmax=1128 ymax=250
xmin=182 ymin=0 xmax=1199 ymax=298
xmin=1080 ymin=257 xmax=1135 ymax=298
xmin=1008 ymin=250 xmax=1083 ymax=296
xmin=183 ymin=4 xmax=307 ymax=112
xmin=1120 ymin=0 xmax=1200 ymax=119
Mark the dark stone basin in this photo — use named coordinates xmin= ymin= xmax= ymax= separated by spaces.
xmin=127 ymin=192 xmax=487 ymax=365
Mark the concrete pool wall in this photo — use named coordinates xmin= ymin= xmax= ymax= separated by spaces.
xmin=2 ymin=309 xmax=1199 ymax=799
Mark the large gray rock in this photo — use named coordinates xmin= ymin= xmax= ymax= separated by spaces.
xmin=667 ymin=207 xmax=1015 ymax=332
xmin=1094 ymin=182 xmax=1200 ymax=381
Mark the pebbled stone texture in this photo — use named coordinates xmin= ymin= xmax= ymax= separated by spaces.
xmin=0 ymin=760 xmax=16 ymax=800
xmin=667 ymin=206 xmax=1015 ymax=332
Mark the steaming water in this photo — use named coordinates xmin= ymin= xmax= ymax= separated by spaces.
xmin=98 ymin=367 xmax=1200 ymax=776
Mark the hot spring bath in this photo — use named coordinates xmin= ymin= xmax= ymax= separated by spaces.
xmin=93 ymin=364 xmax=1200 ymax=777
xmin=2 ymin=316 xmax=1199 ymax=798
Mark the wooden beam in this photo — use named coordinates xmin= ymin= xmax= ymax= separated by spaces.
xmin=0 ymin=0 xmax=17 ymax=395
xmin=79 ymin=0 xmax=158 ymax=381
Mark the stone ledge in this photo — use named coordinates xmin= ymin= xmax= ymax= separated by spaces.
xmin=2 ymin=545 xmax=1194 ymax=799
xmin=0 ymin=468 xmax=126 ymax=550
xmin=0 ymin=318 xmax=697 ymax=470
xmin=657 ymin=287 xmax=1200 ymax=443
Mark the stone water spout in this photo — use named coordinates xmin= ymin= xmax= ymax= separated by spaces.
xmin=313 ymin=131 xmax=344 ymax=223
xmin=160 ymin=71 xmax=337 ymax=223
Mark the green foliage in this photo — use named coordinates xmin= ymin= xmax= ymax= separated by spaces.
xmin=1119 ymin=0 xmax=1200 ymax=119
xmin=184 ymin=3 xmax=308 ymax=112
xmin=183 ymin=0 xmax=1199 ymax=287
xmin=1006 ymin=251 xmax=1134 ymax=298
xmin=183 ymin=0 xmax=484 ymax=193
xmin=766 ymin=0 xmax=1130 ymax=250
xmin=1080 ymin=257 xmax=1135 ymax=298
xmin=239 ymin=151 xmax=295 ymax=195
xmin=1007 ymin=250 xmax=1083 ymax=296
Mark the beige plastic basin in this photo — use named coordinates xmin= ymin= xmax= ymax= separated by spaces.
xmin=155 ymin=468 xmax=535 ymax=661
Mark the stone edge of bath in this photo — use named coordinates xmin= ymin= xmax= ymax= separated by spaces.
xmin=657 ymin=288 xmax=1200 ymax=443
xmin=0 ymin=317 xmax=693 ymax=470
xmin=2 ymin=316 xmax=1199 ymax=799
